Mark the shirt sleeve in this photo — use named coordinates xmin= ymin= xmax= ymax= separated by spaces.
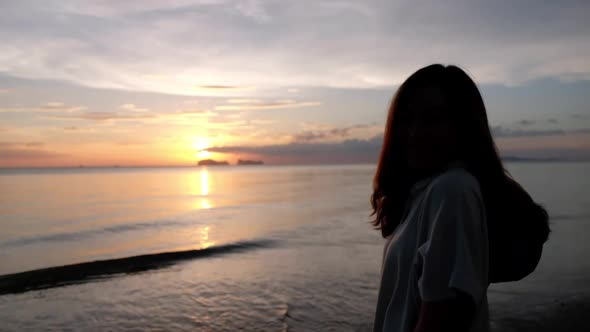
xmin=416 ymin=179 xmax=488 ymax=305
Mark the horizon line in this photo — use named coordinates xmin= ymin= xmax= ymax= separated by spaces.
xmin=1 ymin=157 xmax=589 ymax=170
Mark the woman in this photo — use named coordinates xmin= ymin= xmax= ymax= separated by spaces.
xmin=371 ymin=64 xmax=548 ymax=332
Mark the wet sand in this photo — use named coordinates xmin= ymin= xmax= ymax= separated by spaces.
xmin=0 ymin=239 xmax=274 ymax=295
xmin=492 ymin=295 xmax=590 ymax=332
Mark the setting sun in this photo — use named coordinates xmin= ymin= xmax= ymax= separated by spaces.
xmin=197 ymin=149 xmax=211 ymax=159
xmin=193 ymin=138 xmax=211 ymax=159
xmin=192 ymin=139 xmax=209 ymax=151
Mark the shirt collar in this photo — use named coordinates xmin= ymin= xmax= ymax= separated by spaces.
xmin=409 ymin=160 xmax=467 ymax=195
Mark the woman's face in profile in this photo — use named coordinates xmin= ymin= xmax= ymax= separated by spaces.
xmin=402 ymin=85 xmax=458 ymax=172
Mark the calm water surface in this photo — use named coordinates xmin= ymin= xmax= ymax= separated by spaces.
xmin=0 ymin=163 xmax=588 ymax=331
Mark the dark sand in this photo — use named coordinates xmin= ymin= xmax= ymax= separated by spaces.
xmin=492 ymin=295 xmax=590 ymax=332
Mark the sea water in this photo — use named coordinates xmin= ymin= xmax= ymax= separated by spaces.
xmin=0 ymin=163 xmax=588 ymax=331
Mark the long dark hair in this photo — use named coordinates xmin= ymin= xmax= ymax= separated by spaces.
xmin=370 ymin=64 xmax=550 ymax=244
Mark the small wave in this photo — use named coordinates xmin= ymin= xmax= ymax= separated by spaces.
xmin=0 ymin=239 xmax=276 ymax=296
xmin=1 ymin=203 xmax=277 ymax=249
xmin=0 ymin=219 xmax=194 ymax=248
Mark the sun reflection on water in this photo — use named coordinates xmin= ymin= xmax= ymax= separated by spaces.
xmin=200 ymin=199 xmax=212 ymax=209
xmin=197 ymin=168 xmax=213 ymax=209
xmin=200 ymin=168 xmax=209 ymax=196
xmin=200 ymin=225 xmax=215 ymax=249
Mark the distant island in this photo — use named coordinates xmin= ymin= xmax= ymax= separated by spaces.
xmin=197 ymin=159 xmax=264 ymax=166
xmin=197 ymin=159 xmax=229 ymax=166
xmin=237 ymin=159 xmax=264 ymax=165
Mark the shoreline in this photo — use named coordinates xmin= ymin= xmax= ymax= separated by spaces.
xmin=0 ymin=240 xmax=274 ymax=296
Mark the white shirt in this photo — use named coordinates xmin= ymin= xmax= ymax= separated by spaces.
xmin=373 ymin=167 xmax=490 ymax=332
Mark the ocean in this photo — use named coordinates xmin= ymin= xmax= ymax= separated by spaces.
xmin=0 ymin=163 xmax=589 ymax=331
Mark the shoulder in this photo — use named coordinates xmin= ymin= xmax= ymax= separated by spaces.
xmin=420 ymin=168 xmax=486 ymax=231
xmin=425 ymin=168 xmax=482 ymax=203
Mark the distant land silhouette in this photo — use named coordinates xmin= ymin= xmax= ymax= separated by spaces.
xmin=237 ymin=159 xmax=264 ymax=165
xmin=197 ymin=159 xmax=229 ymax=166
xmin=501 ymin=156 xmax=567 ymax=162
xmin=197 ymin=159 xmax=265 ymax=166
xmin=3 ymin=155 xmax=587 ymax=170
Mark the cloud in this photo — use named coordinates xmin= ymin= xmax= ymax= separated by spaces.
xmin=204 ymin=122 xmax=384 ymax=161
xmin=499 ymin=147 xmax=590 ymax=161
xmin=208 ymin=135 xmax=383 ymax=162
xmin=183 ymin=99 xmax=200 ymax=105
xmin=193 ymin=86 xmax=256 ymax=96
xmin=0 ymin=103 xmax=88 ymax=113
xmin=198 ymin=85 xmax=247 ymax=90
xmin=52 ymin=111 xmax=156 ymax=121
xmin=0 ymin=141 xmax=64 ymax=162
xmin=490 ymin=110 xmax=590 ymax=137
xmin=41 ymin=102 xmax=65 ymax=109
xmin=24 ymin=142 xmax=44 ymax=147
xmin=0 ymin=148 xmax=64 ymax=161
xmin=490 ymin=123 xmax=590 ymax=138
xmin=571 ymin=128 xmax=590 ymax=134
xmin=1 ymin=1 xmax=589 ymax=95
xmin=292 ymin=123 xmax=378 ymax=143
xmin=0 ymin=141 xmax=44 ymax=148
xmin=249 ymin=119 xmax=276 ymax=125
xmin=227 ymin=99 xmax=261 ymax=104
xmin=177 ymin=109 xmax=217 ymax=116
xmin=48 ymin=105 xmax=88 ymax=112
xmin=119 ymin=104 xmax=149 ymax=112
xmin=43 ymin=104 xmax=217 ymax=123
xmin=516 ymin=119 xmax=534 ymax=126
xmin=491 ymin=126 xmax=565 ymax=137
xmin=45 ymin=1 xmax=221 ymax=18
xmin=215 ymin=100 xmax=321 ymax=111
xmin=206 ymin=122 xmax=590 ymax=163
xmin=40 ymin=102 xmax=87 ymax=112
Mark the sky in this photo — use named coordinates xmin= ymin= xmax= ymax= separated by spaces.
xmin=1 ymin=0 xmax=589 ymax=167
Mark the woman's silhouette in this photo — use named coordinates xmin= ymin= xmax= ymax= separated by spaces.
xmin=371 ymin=64 xmax=548 ymax=332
